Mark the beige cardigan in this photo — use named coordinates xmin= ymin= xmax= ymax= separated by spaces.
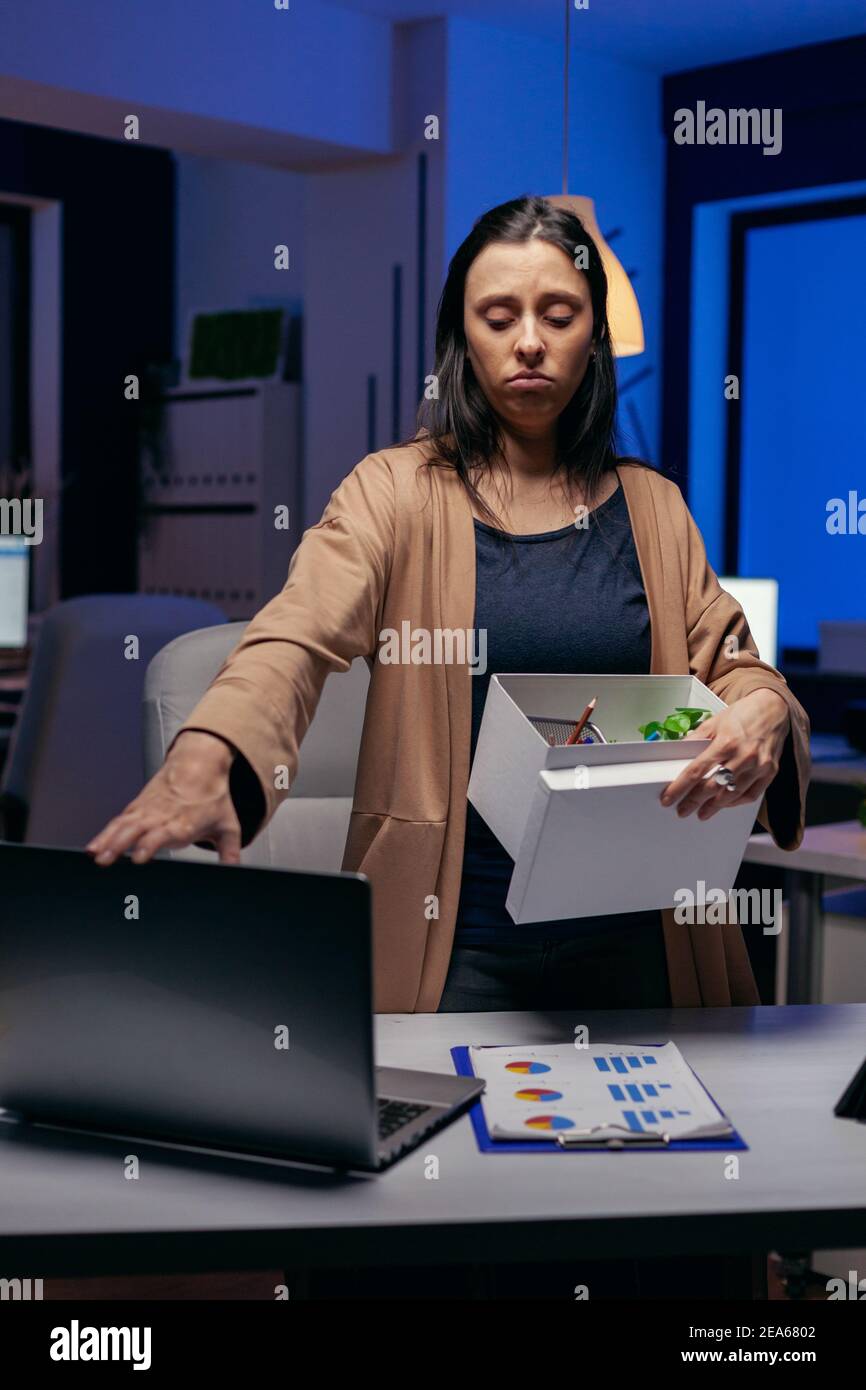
xmin=176 ymin=438 xmax=811 ymax=1012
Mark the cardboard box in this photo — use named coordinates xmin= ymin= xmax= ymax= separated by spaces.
xmin=467 ymin=674 xmax=763 ymax=924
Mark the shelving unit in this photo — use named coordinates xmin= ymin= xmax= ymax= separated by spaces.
xmin=138 ymin=381 xmax=302 ymax=619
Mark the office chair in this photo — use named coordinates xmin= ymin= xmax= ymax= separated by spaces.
xmin=0 ymin=595 xmax=227 ymax=847
xmin=142 ymin=622 xmax=370 ymax=869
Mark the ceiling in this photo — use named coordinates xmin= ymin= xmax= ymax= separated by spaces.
xmin=330 ymin=0 xmax=866 ymax=73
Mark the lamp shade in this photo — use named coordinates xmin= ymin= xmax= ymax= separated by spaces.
xmin=544 ymin=194 xmax=644 ymax=357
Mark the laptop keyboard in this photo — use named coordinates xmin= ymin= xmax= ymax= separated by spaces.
xmin=377 ymin=1097 xmax=429 ymax=1141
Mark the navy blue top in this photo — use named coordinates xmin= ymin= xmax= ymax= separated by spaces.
xmin=456 ymin=478 xmax=661 ymax=944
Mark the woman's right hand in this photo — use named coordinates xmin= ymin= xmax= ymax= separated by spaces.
xmin=85 ymin=730 xmax=243 ymax=867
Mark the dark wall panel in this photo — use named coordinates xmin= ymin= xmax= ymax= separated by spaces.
xmin=0 ymin=117 xmax=175 ymax=596
xmin=661 ymin=35 xmax=866 ymax=498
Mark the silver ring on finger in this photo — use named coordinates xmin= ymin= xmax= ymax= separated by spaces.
xmin=703 ymin=762 xmax=737 ymax=794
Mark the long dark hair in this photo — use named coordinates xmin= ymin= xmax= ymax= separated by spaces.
xmin=397 ymin=194 xmax=650 ymax=529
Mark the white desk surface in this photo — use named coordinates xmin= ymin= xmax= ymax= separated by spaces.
xmin=0 ymin=1004 xmax=865 ymax=1275
xmin=745 ymin=821 xmax=866 ymax=877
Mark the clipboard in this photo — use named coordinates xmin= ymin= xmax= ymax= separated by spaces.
xmin=451 ymin=1045 xmax=748 ymax=1154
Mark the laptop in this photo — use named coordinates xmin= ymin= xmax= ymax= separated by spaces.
xmin=0 ymin=843 xmax=484 ymax=1173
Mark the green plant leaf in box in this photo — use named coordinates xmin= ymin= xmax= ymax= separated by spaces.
xmin=664 ymin=715 xmax=692 ymax=735
xmin=675 ymin=707 xmax=711 ymax=730
xmin=639 ymin=706 xmax=712 ymax=741
xmin=638 ymin=720 xmax=663 ymax=738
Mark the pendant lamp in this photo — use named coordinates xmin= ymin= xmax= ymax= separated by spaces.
xmin=544 ymin=2 xmax=644 ymax=357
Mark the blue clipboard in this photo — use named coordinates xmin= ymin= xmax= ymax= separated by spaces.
xmin=451 ymin=1044 xmax=748 ymax=1154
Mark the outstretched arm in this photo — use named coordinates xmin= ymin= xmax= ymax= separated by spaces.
xmin=87 ymin=452 xmax=396 ymax=863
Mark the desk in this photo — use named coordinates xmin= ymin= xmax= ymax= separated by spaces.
xmin=0 ymin=668 xmax=28 ymax=780
xmin=810 ymin=734 xmax=866 ymax=787
xmin=745 ymin=822 xmax=866 ymax=1004
xmin=0 ymin=1004 xmax=864 ymax=1280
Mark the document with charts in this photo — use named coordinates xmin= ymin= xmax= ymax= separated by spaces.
xmin=468 ymin=1042 xmax=733 ymax=1143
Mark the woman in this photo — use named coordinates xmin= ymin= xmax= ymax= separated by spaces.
xmin=87 ymin=195 xmax=810 ymax=1299
xmin=88 ymin=195 xmax=809 ymax=1022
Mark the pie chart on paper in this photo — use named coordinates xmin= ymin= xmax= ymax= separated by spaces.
xmin=505 ymin=1061 xmax=551 ymax=1075
xmin=525 ymin=1114 xmax=575 ymax=1131
xmin=514 ymin=1087 xmax=563 ymax=1102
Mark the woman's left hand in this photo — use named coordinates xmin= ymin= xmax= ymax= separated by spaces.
xmin=659 ymin=688 xmax=791 ymax=821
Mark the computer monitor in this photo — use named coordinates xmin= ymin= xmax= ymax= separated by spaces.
xmin=718 ymin=576 xmax=778 ymax=669
xmin=0 ymin=538 xmax=30 ymax=651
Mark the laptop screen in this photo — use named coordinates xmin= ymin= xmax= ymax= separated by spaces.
xmin=0 ymin=538 xmax=30 ymax=649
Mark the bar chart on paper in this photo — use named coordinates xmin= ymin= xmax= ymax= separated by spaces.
xmin=594 ymin=1051 xmax=693 ymax=1132
xmin=466 ymin=1042 xmax=734 ymax=1143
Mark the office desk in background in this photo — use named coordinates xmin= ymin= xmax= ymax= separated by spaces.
xmin=745 ymin=822 xmax=866 ymax=1005
xmin=0 ymin=669 xmax=27 ymax=774
xmin=809 ymin=734 xmax=866 ymax=788
xmin=0 ymin=1004 xmax=864 ymax=1282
